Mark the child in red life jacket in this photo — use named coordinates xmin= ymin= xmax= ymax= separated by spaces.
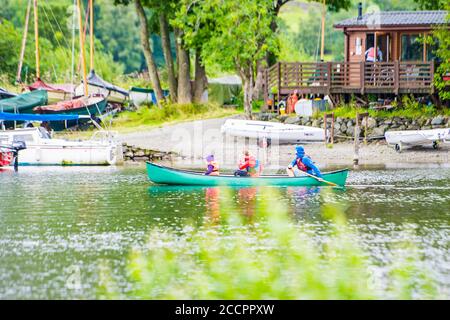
xmin=234 ymin=150 xmax=261 ymax=177
xmin=287 ymin=146 xmax=322 ymax=178
xmin=204 ymin=154 xmax=219 ymax=176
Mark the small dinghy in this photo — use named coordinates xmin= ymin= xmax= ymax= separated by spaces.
xmin=75 ymin=70 xmax=128 ymax=105
xmin=385 ymin=128 xmax=450 ymax=152
xmin=146 ymin=162 xmax=348 ymax=187
xmin=221 ymin=119 xmax=325 ymax=143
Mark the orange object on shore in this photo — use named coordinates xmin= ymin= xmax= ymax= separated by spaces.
xmin=287 ymin=91 xmax=298 ymax=114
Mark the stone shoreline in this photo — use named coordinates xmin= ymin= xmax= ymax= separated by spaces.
xmin=122 ymin=143 xmax=176 ymax=162
xmin=118 ymin=117 xmax=450 ymax=168
xmin=257 ymin=113 xmax=449 ymax=140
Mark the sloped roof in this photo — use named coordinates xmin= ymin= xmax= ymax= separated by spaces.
xmin=335 ymin=10 xmax=448 ymax=28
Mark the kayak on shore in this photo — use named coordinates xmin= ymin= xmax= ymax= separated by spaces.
xmin=146 ymin=162 xmax=348 ymax=187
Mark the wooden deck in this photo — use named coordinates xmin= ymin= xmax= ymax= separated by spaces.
xmin=264 ymin=61 xmax=434 ymax=107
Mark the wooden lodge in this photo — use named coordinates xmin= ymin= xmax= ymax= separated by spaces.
xmin=264 ymin=8 xmax=448 ymax=110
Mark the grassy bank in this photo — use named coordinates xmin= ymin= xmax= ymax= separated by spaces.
xmin=109 ymin=103 xmax=238 ymax=132
xmin=53 ymin=103 xmax=239 ymax=140
xmin=316 ymin=104 xmax=450 ymax=120
xmin=98 ymin=189 xmax=439 ymax=300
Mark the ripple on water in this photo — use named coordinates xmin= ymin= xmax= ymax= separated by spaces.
xmin=0 ymin=166 xmax=448 ymax=298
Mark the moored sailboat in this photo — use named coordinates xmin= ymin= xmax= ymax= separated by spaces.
xmin=0 ymin=112 xmax=122 ymax=165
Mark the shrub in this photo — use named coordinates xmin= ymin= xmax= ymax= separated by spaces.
xmin=98 ymin=189 xmax=440 ymax=300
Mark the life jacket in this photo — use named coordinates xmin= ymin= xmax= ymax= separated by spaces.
xmin=296 ymin=156 xmax=312 ymax=173
xmin=247 ymin=156 xmax=261 ymax=177
xmin=208 ymin=160 xmax=219 ymax=176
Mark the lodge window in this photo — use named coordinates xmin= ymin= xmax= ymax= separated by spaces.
xmin=401 ymin=34 xmax=423 ymax=61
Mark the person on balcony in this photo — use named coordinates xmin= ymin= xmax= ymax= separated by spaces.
xmin=365 ymin=46 xmax=383 ymax=62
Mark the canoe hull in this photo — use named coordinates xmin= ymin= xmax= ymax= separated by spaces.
xmin=146 ymin=162 xmax=348 ymax=187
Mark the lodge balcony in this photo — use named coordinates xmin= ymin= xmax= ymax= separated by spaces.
xmin=263 ymin=61 xmax=435 ymax=109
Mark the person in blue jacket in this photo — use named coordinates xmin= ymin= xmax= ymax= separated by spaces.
xmin=287 ymin=145 xmax=322 ymax=178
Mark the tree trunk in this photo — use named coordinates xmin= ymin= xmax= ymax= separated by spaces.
xmin=193 ymin=51 xmax=207 ymax=103
xmin=175 ymin=29 xmax=192 ymax=104
xmin=240 ymin=67 xmax=254 ymax=120
xmin=252 ymin=59 xmax=265 ymax=100
xmin=134 ymin=0 xmax=164 ymax=107
xmin=159 ymin=12 xmax=177 ymax=103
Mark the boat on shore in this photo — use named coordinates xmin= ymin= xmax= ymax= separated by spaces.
xmin=33 ymin=95 xmax=107 ymax=116
xmin=0 ymin=88 xmax=17 ymax=100
xmin=28 ymin=79 xmax=74 ymax=104
xmin=221 ymin=119 xmax=326 ymax=143
xmin=146 ymin=162 xmax=348 ymax=187
xmin=75 ymin=70 xmax=128 ymax=105
xmin=0 ymin=90 xmax=48 ymax=114
xmin=0 ymin=112 xmax=122 ymax=166
xmin=385 ymin=128 xmax=450 ymax=152
xmin=129 ymin=87 xmax=170 ymax=107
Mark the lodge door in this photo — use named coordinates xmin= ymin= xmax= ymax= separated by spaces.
xmin=366 ymin=33 xmax=392 ymax=62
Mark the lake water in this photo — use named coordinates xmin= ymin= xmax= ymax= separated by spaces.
xmin=0 ymin=165 xmax=449 ymax=299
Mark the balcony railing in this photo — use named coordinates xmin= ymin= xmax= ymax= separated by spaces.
xmin=264 ymin=61 xmax=434 ymax=101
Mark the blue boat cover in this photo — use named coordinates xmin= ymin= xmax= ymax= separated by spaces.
xmin=0 ymin=112 xmax=81 ymax=122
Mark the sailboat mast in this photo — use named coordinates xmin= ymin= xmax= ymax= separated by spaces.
xmin=320 ymin=0 xmax=326 ymax=61
xmin=77 ymin=0 xmax=88 ymax=96
xmin=17 ymin=0 xmax=32 ymax=83
xmin=89 ymin=0 xmax=94 ymax=71
xmin=33 ymin=0 xmax=40 ymax=79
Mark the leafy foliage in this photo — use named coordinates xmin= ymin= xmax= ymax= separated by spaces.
xmin=99 ymin=189 xmax=440 ymax=299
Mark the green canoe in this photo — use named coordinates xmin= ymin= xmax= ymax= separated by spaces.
xmin=146 ymin=162 xmax=349 ymax=187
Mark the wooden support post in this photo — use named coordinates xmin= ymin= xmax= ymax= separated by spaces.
xmin=330 ymin=112 xmax=334 ymax=144
xmin=353 ymin=113 xmax=360 ymax=166
xmin=430 ymin=61 xmax=435 ymax=92
xmin=323 ymin=112 xmax=335 ymax=145
xmin=360 ymin=61 xmax=365 ymax=95
xmin=394 ymin=60 xmax=399 ymax=95
xmin=327 ymin=62 xmax=332 ymax=94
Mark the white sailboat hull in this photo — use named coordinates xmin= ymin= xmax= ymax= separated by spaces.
xmin=75 ymin=84 xmax=127 ymax=104
xmin=385 ymin=128 xmax=450 ymax=146
xmin=47 ymin=90 xmax=73 ymax=104
xmin=221 ymin=119 xmax=326 ymax=143
xmin=130 ymin=91 xmax=152 ymax=106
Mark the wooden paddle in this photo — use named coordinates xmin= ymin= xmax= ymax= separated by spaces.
xmin=287 ymin=167 xmax=338 ymax=187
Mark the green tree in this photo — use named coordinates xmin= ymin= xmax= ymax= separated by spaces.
xmin=413 ymin=0 xmax=447 ymax=10
xmin=176 ymin=0 xmax=278 ymax=118
xmin=430 ymin=7 xmax=450 ymax=102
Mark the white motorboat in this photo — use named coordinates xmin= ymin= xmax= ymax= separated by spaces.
xmin=221 ymin=119 xmax=326 ymax=143
xmin=0 ymin=127 xmax=122 ymax=166
xmin=0 ymin=112 xmax=123 ymax=166
xmin=385 ymin=128 xmax=450 ymax=152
